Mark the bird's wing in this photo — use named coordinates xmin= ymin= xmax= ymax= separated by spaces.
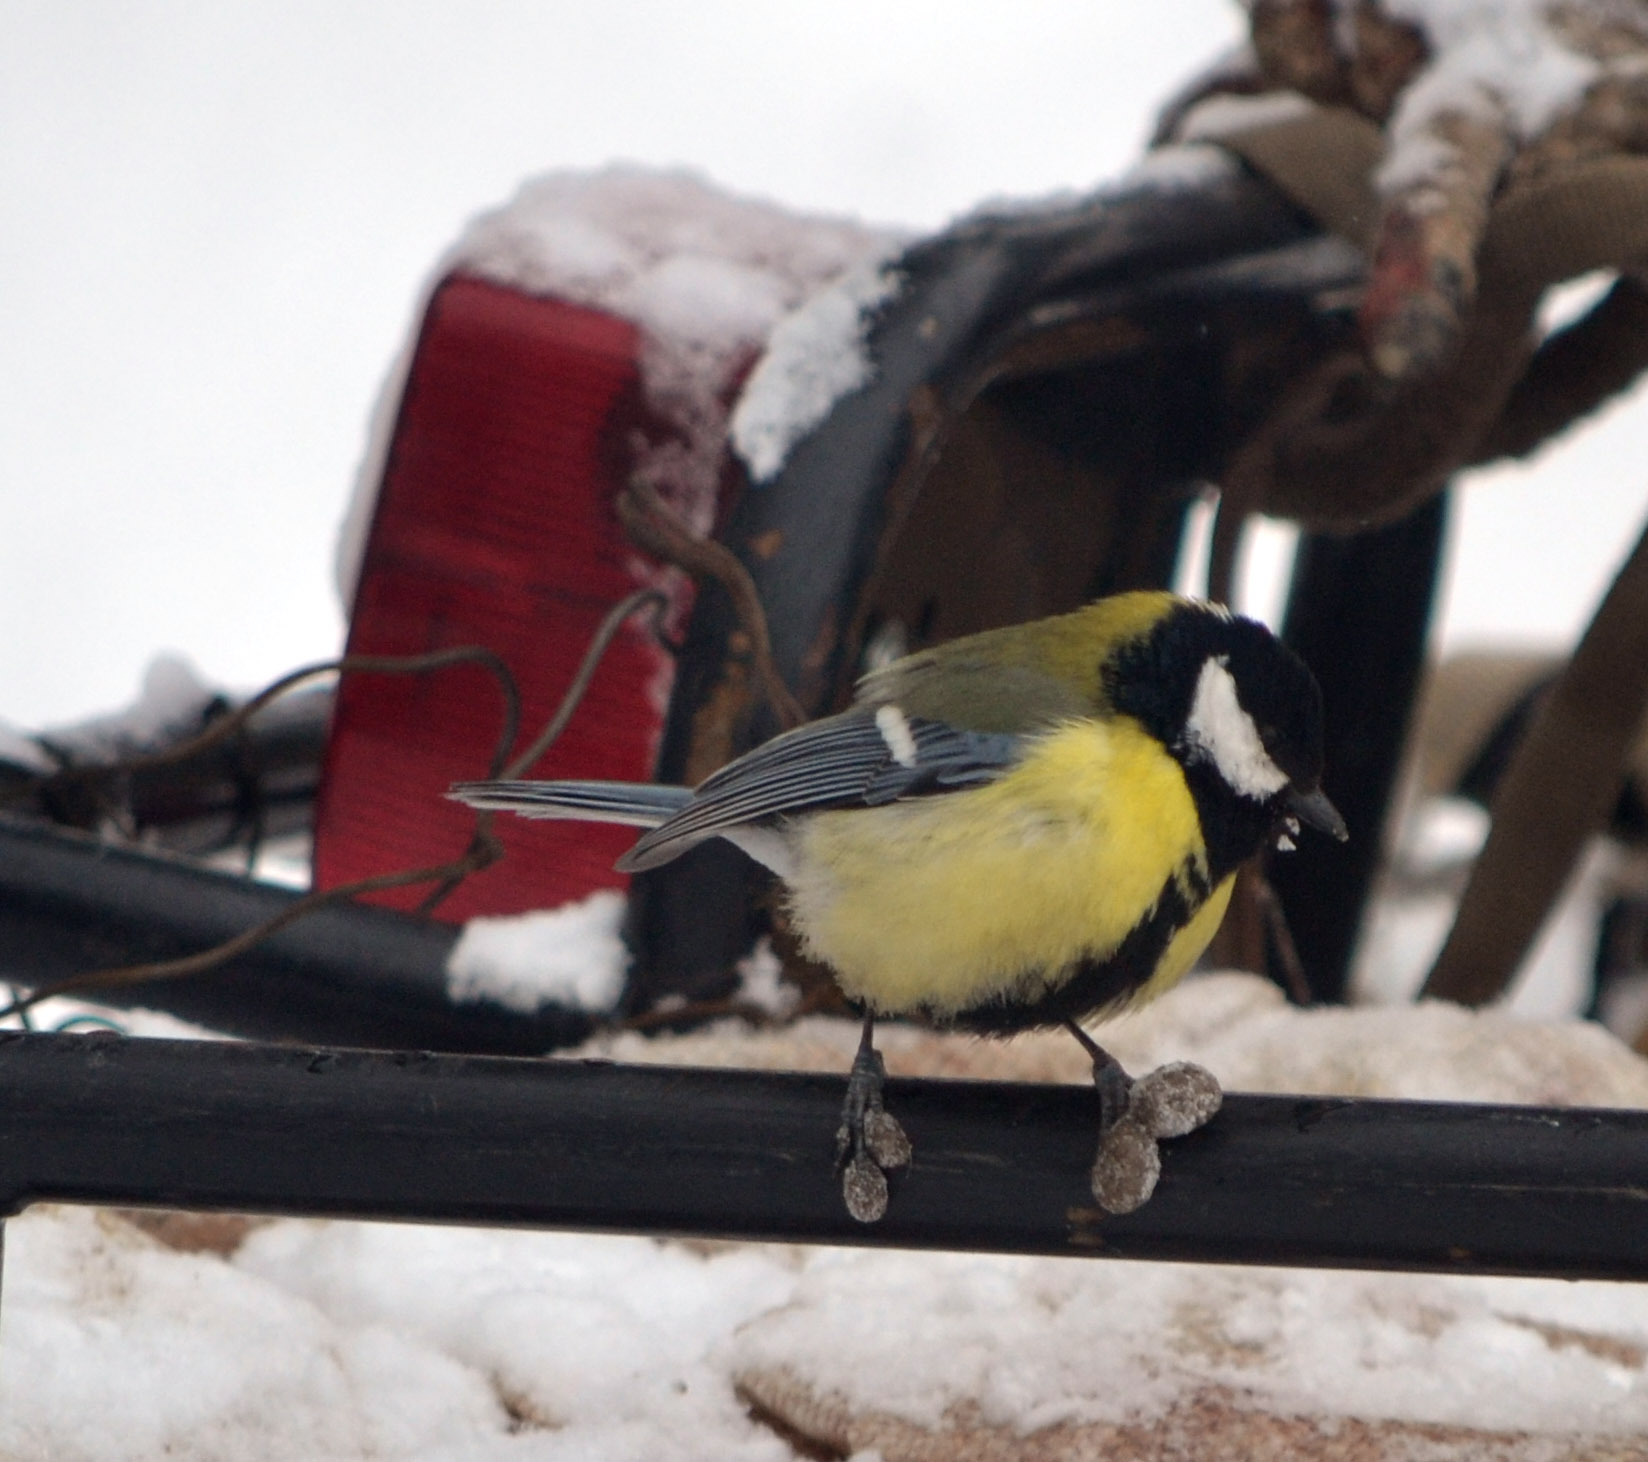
xmin=617 ymin=706 xmax=1024 ymax=872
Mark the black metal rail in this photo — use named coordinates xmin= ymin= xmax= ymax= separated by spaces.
xmin=2 ymin=1028 xmax=1646 ymax=1280
xmin=0 ymin=814 xmax=592 ymax=1053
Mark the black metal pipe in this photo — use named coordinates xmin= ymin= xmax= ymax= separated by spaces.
xmin=3 ymin=1029 xmax=1647 ymax=1280
xmin=0 ymin=815 xmax=592 ymax=1054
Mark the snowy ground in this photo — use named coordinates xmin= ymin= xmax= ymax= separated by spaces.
xmin=5 ymin=974 xmax=1648 ymax=1461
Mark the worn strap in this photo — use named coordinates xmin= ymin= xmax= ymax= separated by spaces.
xmin=1214 ymin=106 xmax=1384 ymax=249
xmin=1423 ymin=515 xmax=1648 ymax=1004
xmin=1215 ymin=108 xmax=1648 ymax=290
xmin=1480 ymin=155 xmax=1648 ymax=291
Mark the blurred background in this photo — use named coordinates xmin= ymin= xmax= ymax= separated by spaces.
xmin=5 ymin=0 xmax=1648 ymax=729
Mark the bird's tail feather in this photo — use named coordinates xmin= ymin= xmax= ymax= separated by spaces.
xmin=447 ymin=779 xmax=691 ymax=829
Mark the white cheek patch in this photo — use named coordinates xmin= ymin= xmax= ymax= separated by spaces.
xmin=1185 ymin=656 xmax=1289 ymax=800
xmin=875 ymin=704 xmax=919 ymax=768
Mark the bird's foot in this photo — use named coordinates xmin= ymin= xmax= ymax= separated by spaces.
xmin=835 ymin=1021 xmax=911 ymax=1224
xmin=1088 ymin=1058 xmax=1223 ymax=1216
xmin=1063 ymin=1021 xmax=1222 ymax=1213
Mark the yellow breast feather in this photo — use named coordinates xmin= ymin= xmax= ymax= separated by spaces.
xmin=1134 ymin=871 xmax=1234 ymax=1006
xmin=787 ymin=717 xmax=1207 ymax=1017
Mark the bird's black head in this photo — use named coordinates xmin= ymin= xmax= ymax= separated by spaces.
xmin=1104 ymin=600 xmax=1344 ymax=878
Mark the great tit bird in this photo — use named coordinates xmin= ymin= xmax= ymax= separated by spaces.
xmin=452 ymin=591 xmax=1345 ymax=1218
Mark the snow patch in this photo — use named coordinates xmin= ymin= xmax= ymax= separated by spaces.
xmin=728 ymin=1247 xmax=1648 ymax=1443
xmin=446 ymin=889 xmax=629 ymax=1014
xmin=1374 ymin=0 xmax=1600 ymax=192
xmin=734 ymin=938 xmax=800 ymax=1020
xmin=729 ymin=248 xmax=903 ymax=481
xmin=1382 ymin=0 xmax=1600 ymax=136
xmin=1108 ymin=968 xmax=1648 ymax=1107
xmin=0 ymin=1207 xmax=508 ymax=1460
xmin=234 ymin=1220 xmax=798 ymax=1459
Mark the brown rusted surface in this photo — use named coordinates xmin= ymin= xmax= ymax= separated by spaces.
xmin=736 ymin=1371 xmax=1647 ymax=1462
xmin=618 ymin=479 xmax=805 ymax=731
xmin=116 ymin=1209 xmax=267 ymax=1257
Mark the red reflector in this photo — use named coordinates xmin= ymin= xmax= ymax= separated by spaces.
xmin=314 ymin=273 xmax=685 ymax=921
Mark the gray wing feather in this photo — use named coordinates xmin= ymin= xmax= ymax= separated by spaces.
xmin=617 ymin=708 xmax=1022 ymax=872
xmin=448 ymin=780 xmax=691 ymax=827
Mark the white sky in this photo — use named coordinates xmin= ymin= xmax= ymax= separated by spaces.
xmin=4 ymin=1 xmax=1646 ymax=727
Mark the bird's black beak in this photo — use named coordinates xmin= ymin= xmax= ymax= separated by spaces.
xmin=1286 ymin=785 xmax=1348 ymax=842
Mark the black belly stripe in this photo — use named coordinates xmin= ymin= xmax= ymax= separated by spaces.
xmin=947 ymin=859 xmax=1209 ymax=1036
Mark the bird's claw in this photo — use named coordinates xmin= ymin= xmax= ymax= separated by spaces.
xmin=1089 ymin=1060 xmax=1222 ymax=1215
xmin=861 ymin=1106 xmax=913 ymax=1170
xmin=840 ymin=1152 xmax=890 ymax=1224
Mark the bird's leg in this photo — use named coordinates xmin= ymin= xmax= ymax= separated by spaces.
xmin=1063 ymin=1020 xmax=1223 ymax=1217
xmin=835 ymin=1012 xmax=911 ymax=1224
xmin=833 ymin=1013 xmax=884 ymax=1166
xmin=1062 ymin=1019 xmax=1134 ymax=1134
